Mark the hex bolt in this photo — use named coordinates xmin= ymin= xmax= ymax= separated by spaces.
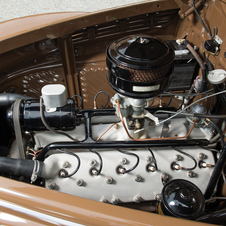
xmin=99 ymin=198 xmax=108 ymax=203
xmin=199 ymin=153 xmax=206 ymax=160
xmin=174 ymin=154 xmax=183 ymax=161
xmin=146 ymin=156 xmax=153 ymax=163
xmin=188 ymin=171 xmax=196 ymax=178
xmin=114 ymin=124 xmax=120 ymax=129
xmin=90 ymin=159 xmax=97 ymax=167
xmin=134 ymin=174 xmax=142 ymax=182
xmin=161 ymin=173 xmax=169 ymax=180
xmin=106 ymin=177 xmax=113 ymax=184
xmin=120 ymin=158 xmax=127 ymax=165
xmin=155 ymin=193 xmax=161 ymax=201
xmin=76 ymin=179 xmax=84 ymax=186
xmin=48 ymin=182 xmax=56 ymax=189
xmin=129 ymin=120 xmax=134 ymax=126
xmin=62 ymin=161 xmax=69 ymax=168
xmin=111 ymin=197 xmax=119 ymax=205
xmin=133 ymin=195 xmax=142 ymax=203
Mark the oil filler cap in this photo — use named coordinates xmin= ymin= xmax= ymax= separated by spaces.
xmin=208 ymin=69 xmax=226 ymax=85
xmin=159 ymin=179 xmax=205 ymax=220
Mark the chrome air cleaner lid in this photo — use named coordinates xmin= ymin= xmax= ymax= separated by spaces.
xmin=106 ymin=35 xmax=174 ymax=98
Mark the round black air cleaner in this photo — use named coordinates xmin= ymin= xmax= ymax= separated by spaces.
xmin=106 ymin=35 xmax=174 ymax=98
xmin=159 ymin=179 xmax=205 ymax=220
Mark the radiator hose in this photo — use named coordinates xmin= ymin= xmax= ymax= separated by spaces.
xmin=0 ymin=157 xmax=42 ymax=183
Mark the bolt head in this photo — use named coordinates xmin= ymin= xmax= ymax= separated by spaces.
xmin=120 ymin=158 xmax=127 ymax=165
xmin=62 ymin=161 xmax=69 ymax=168
xmin=155 ymin=194 xmax=161 ymax=201
xmin=146 ymin=156 xmax=153 ymax=163
xmin=199 ymin=153 xmax=206 ymax=159
xmin=100 ymin=198 xmax=108 ymax=203
xmin=161 ymin=173 xmax=169 ymax=180
xmin=134 ymin=174 xmax=142 ymax=182
xmin=90 ymin=159 xmax=97 ymax=167
xmin=76 ymin=179 xmax=84 ymax=186
xmin=188 ymin=171 xmax=196 ymax=178
xmin=134 ymin=196 xmax=142 ymax=203
xmin=111 ymin=197 xmax=119 ymax=205
xmin=106 ymin=177 xmax=113 ymax=184
xmin=114 ymin=124 xmax=120 ymax=129
xmin=48 ymin=182 xmax=56 ymax=189
xmin=174 ymin=154 xmax=183 ymax=161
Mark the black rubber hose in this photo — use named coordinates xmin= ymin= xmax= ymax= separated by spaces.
xmin=0 ymin=157 xmax=42 ymax=177
xmin=208 ymin=120 xmax=224 ymax=148
xmin=0 ymin=93 xmax=32 ymax=107
xmin=196 ymin=208 xmax=226 ymax=225
xmin=194 ymin=114 xmax=226 ymax=119
xmin=204 ymin=143 xmax=226 ymax=199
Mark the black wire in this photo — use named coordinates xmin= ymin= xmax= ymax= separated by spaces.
xmin=201 ymin=146 xmax=221 ymax=153
xmin=40 ymin=98 xmax=78 ymax=142
xmin=148 ymin=148 xmax=158 ymax=170
xmin=116 ymin=148 xmax=140 ymax=173
xmin=165 ymin=91 xmax=173 ymax=108
xmin=192 ymin=0 xmax=211 ymax=38
xmin=94 ymin=91 xmax=109 ymax=109
xmin=71 ymin=94 xmax=83 ymax=111
xmin=176 ymin=91 xmax=185 ymax=110
xmin=89 ymin=149 xmax=103 ymax=175
xmin=203 ymin=50 xmax=214 ymax=71
xmin=148 ymin=98 xmax=155 ymax=107
xmin=172 ymin=147 xmax=197 ymax=170
xmin=56 ymin=149 xmax=81 ymax=178
xmin=209 ymin=120 xmax=224 ymax=148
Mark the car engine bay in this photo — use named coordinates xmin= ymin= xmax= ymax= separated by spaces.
xmin=0 ymin=0 xmax=226 ymax=225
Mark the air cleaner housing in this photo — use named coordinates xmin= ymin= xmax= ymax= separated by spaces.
xmin=106 ymin=35 xmax=174 ymax=98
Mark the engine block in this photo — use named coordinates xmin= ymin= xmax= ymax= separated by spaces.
xmin=42 ymin=147 xmax=215 ymax=203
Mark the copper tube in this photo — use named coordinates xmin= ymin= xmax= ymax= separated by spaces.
xmin=116 ymin=100 xmax=196 ymax=141
xmin=96 ymin=123 xmax=118 ymax=141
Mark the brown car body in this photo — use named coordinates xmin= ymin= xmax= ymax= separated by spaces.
xmin=0 ymin=0 xmax=225 ymax=225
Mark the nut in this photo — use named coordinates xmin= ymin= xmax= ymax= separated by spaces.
xmin=199 ymin=153 xmax=206 ymax=160
xmin=188 ymin=171 xmax=196 ymax=178
xmin=111 ymin=197 xmax=119 ymax=205
xmin=106 ymin=177 xmax=113 ymax=184
xmin=161 ymin=173 xmax=169 ymax=180
xmin=174 ymin=154 xmax=183 ymax=161
xmin=76 ymin=179 xmax=84 ymax=186
xmin=146 ymin=156 xmax=153 ymax=163
xmin=90 ymin=159 xmax=97 ymax=167
xmin=155 ymin=194 xmax=161 ymax=201
xmin=134 ymin=196 xmax=142 ymax=203
xmin=62 ymin=161 xmax=69 ymax=168
xmin=134 ymin=174 xmax=142 ymax=182
xmin=48 ymin=182 xmax=56 ymax=189
xmin=120 ymin=158 xmax=127 ymax=165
